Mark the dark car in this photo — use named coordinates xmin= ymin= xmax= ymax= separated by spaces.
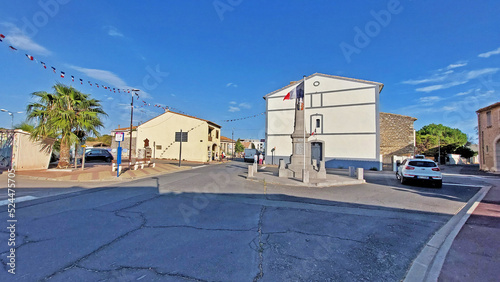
xmin=85 ymin=148 xmax=113 ymax=162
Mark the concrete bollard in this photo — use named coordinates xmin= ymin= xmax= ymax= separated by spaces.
xmin=279 ymin=159 xmax=285 ymax=169
xmin=253 ymin=163 xmax=258 ymax=174
xmin=247 ymin=165 xmax=254 ymax=178
xmin=349 ymin=166 xmax=355 ymax=177
xmin=356 ymin=168 xmax=364 ymax=180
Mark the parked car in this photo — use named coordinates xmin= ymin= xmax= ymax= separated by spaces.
xmin=85 ymin=148 xmax=113 ymax=163
xmin=396 ymin=158 xmax=442 ymax=188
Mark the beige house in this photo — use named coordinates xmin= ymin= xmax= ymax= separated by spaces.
xmin=0 ymin=129 xmax=54 ymax=170
xmin=220 ymin=136 xmax=234 ymax=156
xmin=477 ymin=102 xmax=500 ymax=172
xmin=135 ymin=111 xmax=221 ymax=162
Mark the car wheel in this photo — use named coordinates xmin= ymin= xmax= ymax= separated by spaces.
xmin=400 ymin=175 xmax=407 ymax=185
xmin=105 ymin=157 xmax=112 ymax=163
xmin=434 ymin=180 xmax=442 ymax=188
xmin=396 ymin=172 xmax=401 ymax=180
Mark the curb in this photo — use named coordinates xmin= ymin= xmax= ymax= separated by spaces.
xmin=403 ymin=184 xmax=491 ymax=282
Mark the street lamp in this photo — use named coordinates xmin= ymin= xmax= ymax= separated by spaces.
xmin=0 ymin=109 xmax=23 ymax=129
xmin=129 ymin=89 xmax=140 ymax=164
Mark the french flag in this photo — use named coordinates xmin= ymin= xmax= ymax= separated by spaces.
xmin=25 ymin=54 xmax=34 ymax=60
xmin=41 ymin=62 xmax=47 ymax=69
xmin=60 ymin=71 xmax=65 ymax=78
xmin=283 ymin=81 xmax=304 ymax=101
xmin=71 ymin=76 xmax=75 ymax=82
xmin=51 ymin=66 xmax=56 ymax=73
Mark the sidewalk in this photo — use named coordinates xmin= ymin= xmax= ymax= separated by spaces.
xmin=13 ymin=162 xmax=192 ymax=182
xmin=438 ymin=179 xmax=500 ymax=281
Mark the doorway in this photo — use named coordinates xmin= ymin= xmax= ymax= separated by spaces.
xmin=311 ymin=142 xmax=323 ymax=166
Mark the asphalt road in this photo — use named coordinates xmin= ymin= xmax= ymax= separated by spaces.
xmin=0 ymin=162 xmax=488 ymax=281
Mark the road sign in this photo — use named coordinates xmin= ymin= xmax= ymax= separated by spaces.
xmin=115 ymin=132 xmax=124 ymax=142
xmin=175 ymin=132 xmax=188 ymax=142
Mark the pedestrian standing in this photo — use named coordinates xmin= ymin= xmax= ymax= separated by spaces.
xmin=259 ymin=153 xmax=263 ymax=165
xmin=254 ymin=153 xmax=258 ymax=164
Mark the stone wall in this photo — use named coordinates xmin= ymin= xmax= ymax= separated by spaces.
xmin=380 ymin=113 xmax=417 ymax=170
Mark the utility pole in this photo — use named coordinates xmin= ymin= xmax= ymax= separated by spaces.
xmin=438 ymin=135 xmax=441 ymax=164
xmin=129 ymin=89 xmax=140 ymax=164
xmin=232 ymin=128 xmax=234 ymax=160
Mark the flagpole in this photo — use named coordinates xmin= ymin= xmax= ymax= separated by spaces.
xmin=303 ymin=75 xmax=306 ymax=174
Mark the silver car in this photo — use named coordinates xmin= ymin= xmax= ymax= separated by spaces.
xmin=396 ymin=158 xmax=442 ymax=188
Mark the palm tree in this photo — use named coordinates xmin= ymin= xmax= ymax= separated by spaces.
xmin=26 ymin=84 xmax=107 ymax=168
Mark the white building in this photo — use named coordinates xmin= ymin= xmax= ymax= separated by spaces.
xmin=264 ymin=73 xmax=384 ymax=170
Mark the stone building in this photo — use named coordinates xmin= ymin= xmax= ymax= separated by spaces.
xmin=477 ymin=102 xmax=500 ymax=172
xmin=379 ymin=113 xmax=417 ymax=170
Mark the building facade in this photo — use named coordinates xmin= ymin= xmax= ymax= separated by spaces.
xmin=264 ymin=73 xmax=384 ymax=170
xmin=0 ymin=129 xmax=54 ymax=170
xmin=220 ymin=136 xmax=234 ymax=156
xmin=111 ymin=126 xmax=137 ymax=159
xmin=380 ymin=113 xmax=417 ymax=170
xmin=477 ymin=102 xmax=500 ymax=172
xmin=134 ymin=111 xmax=221 ymax=162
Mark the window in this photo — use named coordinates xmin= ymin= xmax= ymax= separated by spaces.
xmin=156 ymin=145 xmax=162 ymax=150
xmin=316 ymin=119 xmax=321 ymax=128
xmin=216 ymin=130 xmax=219 ymax=139
xmin=486 ymin=111 xmax=492 ymax=127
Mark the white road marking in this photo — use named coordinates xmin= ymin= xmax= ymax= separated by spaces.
xmin=0 ymin=195 xmax=38 ymax=206
xmin=443 ymin=183 xmax=482 ymax=187
xmin=191 ymin=165 xmax=207 ymax=170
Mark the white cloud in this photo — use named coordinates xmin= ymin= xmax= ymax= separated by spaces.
xmin=226 ymin=82 xmax=238 ymax=88
xmin=478 ymin=47 xmax=500 ymax=58
xmin=171 ymin=94 xmax=176 ymax=97
xmin=103 ymin=26 xmax=124 ymax=38
xmin=229 ymin=101 xmax=237 ymax=104
xmin=455 ymin=89 xmax=474 ymax=96
xmin=416 ymin=80 xmax=467 ymax=92
xmin=418 ymin=96 xmax=444 ymax=104
xmin=0 ymin=22 xmax=51 ymax=55
xmin=402 ymin=75 xmax=448 ymax=85
xmin=239 ymin=102 xmax=251 ymax=109
xmin=466 ymin=68 xmax=500 ymax=80
xmin=446 ymin=62 xmax=468 ymax=70
xmin=228 ymin=106 xmax=240 ymax=112
xmin=69 ymin=65 xmax=127 ymax=87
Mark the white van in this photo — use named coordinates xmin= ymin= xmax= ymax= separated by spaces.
xmin=244 ymin=149 xmax=258 ymax=162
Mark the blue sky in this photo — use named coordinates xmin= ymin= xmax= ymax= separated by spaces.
xmin=0 ymin=1 xmax=499 ymax=142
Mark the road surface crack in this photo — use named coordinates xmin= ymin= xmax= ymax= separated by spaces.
xmin=42 ymin=211 xmax=148 ymax=281
xmin=253 ymin=206 xmax=266 ymax=282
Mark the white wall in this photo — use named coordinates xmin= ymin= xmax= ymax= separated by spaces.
xmin=265 ymin=74 xmax=380 ymax=162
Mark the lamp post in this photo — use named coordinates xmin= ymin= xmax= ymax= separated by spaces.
xmin=129 ymin=89 xmax=140 ymax=164
xmin=0 ymin=109 xmax=23 ymax=129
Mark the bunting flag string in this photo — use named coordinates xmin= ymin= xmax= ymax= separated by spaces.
xmin=220 ymin=112 xmax=265 ymax=122
xmin=1 ymin=31 xmax=196 ymax=119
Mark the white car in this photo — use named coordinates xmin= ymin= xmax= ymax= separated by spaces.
xmin=396 ymin=158 xmax=442 ymax=188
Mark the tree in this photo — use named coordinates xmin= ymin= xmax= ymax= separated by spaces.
xmin=235 ymin=139 xmax=245 ymax=153
xmin=454 ymin=146 xmax=477 ymax=159
xmin=14 ymin=122 xmax=35 ymax=132
xmin=87 ymin=134 xmax=113 ymax=146
xmin=416 ymin=123 xmax=468 ymax=153
xmin=26 ymin=84 xmax=107 ymax=168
